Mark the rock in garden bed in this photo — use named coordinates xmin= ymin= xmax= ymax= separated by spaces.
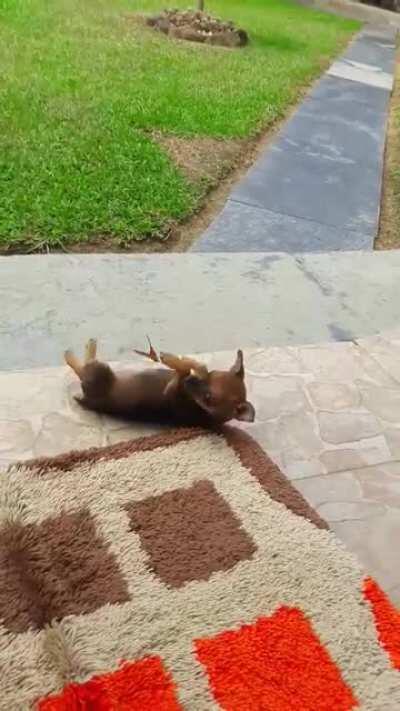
xmin=146 ymin=9 xmax=248 ymax=48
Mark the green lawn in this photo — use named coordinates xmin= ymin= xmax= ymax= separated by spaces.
xmin=0 ymin=0 xmax=358 ymax=251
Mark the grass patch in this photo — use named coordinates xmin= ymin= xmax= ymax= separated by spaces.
xmin=0 ymin=0 xmax=358 ymax=251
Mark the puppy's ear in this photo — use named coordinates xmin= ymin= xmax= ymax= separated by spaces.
xmin=230 ymin=349 xmax=244 ymax=379
xmin=236 ymin=401 xmax=255 ymax=422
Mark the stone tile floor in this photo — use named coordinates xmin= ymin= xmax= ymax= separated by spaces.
xmin=1 ymin=330 xmax=399 ymax=604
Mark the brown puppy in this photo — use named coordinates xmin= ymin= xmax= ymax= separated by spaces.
xmin=65 ymin=338 xmax=255 ymax=427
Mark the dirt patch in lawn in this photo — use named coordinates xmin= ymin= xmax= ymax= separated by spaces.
xmin=162 ymin=126 xmax=282 ymax=252
xmin=376 ymin=49 xmax=400 ymax=250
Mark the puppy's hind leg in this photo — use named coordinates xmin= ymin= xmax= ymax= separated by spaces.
xmin=64 ymin=349 xmax=84 ymax=379
xmin=81 ymin=340 xmax=115 ymax=405
xmin=65 ymin=339 xmax=113 ymax=411
xmin=64 ymin=338 xmax=98 ymax=379
xmin=64 ymin=349 xmax=87 ymax=407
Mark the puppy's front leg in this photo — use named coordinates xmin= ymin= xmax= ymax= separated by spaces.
xmin=84 ymin=338 xmax=97 ymax=364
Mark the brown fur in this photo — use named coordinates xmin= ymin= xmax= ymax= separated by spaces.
xmin=65 ymin=340 xmax=255 ymax=427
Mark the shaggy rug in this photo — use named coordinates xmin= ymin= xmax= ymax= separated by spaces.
xmin=0 ymin=427 xmax=399 ymax=710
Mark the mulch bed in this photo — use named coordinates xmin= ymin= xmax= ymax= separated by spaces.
xmin=146 ymin=9 xmax=248 ymax=48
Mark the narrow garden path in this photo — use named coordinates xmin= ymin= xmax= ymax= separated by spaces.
xmin=192 ymin=27 xmax=397 ymax=252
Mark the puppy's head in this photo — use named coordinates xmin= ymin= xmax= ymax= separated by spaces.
xmin=183 ymin=350 xmax=255 ymax=424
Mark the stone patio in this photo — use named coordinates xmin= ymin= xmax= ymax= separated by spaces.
xmin=1 ymin=329 xmax=399 ymax=605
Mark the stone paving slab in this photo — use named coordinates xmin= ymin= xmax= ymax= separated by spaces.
xmin=2 ymin=251 xmax=400 ymax=370
xmin=278 ymin=77 xmax=390 ymax=166
xmin=340 ymin=26 xmax=397 ymax=74
xmin=328 ymin=60 xmax=393 ymax=90
xmin=329 ymin=26 xmax=397 ymax=91
xmin=191 ymin=201 xmax=371 ymax=252
xmin=231 ymin=136 xmax=381 ymax=234
xmin=192 ymin=29 xmax=396 ymax=253
xmin=355 ymin=332 xmax=400 ymax=383
xmin=1 ymin=332 xmax=399 ymax=603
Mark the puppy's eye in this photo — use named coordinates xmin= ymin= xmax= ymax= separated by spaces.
xmin=204 ymin=393 xmax=212 ymax=404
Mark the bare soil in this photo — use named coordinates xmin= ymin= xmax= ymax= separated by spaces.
xmin=376 ymin=49 xmax=400 ymax=250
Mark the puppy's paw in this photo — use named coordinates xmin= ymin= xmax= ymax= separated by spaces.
xmin=85 ymin=338 xmax=97 ymax=362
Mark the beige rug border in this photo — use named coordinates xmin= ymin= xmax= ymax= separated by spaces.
xmin=16 ymin=424 xmax=328 ymax=531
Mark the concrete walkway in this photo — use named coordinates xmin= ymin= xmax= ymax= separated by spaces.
xmin=192 ymin=27 xmax=397 ymax=253
xmin=2 ymin=330 xmax=400 ymax=604
xmin=1 ymin=250 xmax=400 ymax=370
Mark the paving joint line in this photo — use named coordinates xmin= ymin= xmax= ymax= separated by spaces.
xmin=228 ymin=197 xmax=371 ymax=238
